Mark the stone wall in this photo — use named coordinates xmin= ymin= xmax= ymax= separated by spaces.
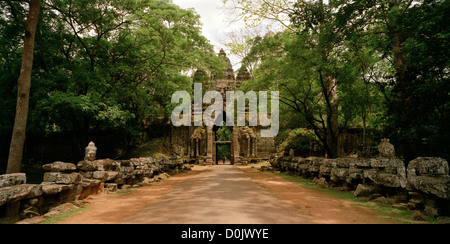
xmin=271 ymin=156 xmax=450 ymax=218
xmin=0 ymin=157 xmax=188 ymax=224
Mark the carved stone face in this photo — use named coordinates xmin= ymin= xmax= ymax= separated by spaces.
xmin=85 ymin=141 xmax=97 ymax=161
xmin=378 ymin=138 xmax=395 ymax=158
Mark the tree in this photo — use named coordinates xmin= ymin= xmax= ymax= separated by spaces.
xmin=6 ymin=0 xmax=42 ymax=173
xmin=338 ymin=0 xmax=450 ymax=161
xmin=238 ymin=0 xmax=389 ymax=158
xmin=1 ymin=0 xmax=223 ymax=170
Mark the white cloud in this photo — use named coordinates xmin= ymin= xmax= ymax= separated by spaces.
xmin=173 ymin=0 xmax=226 ymax=48
xmin=173 ymin=0 xmax=242 ymax=68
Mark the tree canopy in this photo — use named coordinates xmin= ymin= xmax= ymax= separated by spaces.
xmin=232 ymin=0 xmax=449 ymax=160
xmin=0 ymin=0 xmax=224 ymax=171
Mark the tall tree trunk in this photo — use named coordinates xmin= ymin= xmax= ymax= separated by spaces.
xmin=6 ymin=0 xmax=42 ymax=174
xmin=326 ymin=76 xmax=339 ymax=158
xmin=392 ymin=33 xmax=416 ymax=162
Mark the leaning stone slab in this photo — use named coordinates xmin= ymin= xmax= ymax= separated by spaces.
xmin=41 ymin=183 xmax=71 ymax=195
xmin=376 ymin=173 xmax=402 ymax=188
xmin=354 ymin=184 xmax=375 ymax=198
xmin=408 ymin=176 xmax=450 ymax=199
xmin=43 ymin=162 xmax=77 ymax=172
xmin=79 ymin=179 xmax=102 ymax=188
xmin=0 ymin=184 xmax=42 ymax=207
xmin=0 ymin=173 xmax=26 ymax=188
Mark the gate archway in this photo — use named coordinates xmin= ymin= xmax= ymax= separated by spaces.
xmin=213 ymin=122 xmax=234 ymax=165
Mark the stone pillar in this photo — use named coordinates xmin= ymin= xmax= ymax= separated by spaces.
xmin=254 ymin=138 xmax=258 ymax=157
xmin=233 ymin=126 xmax=241 ymax=163
xmin=252 ymin=138 xmax=256 ymax=157
xmin=206 ymin=126 xmax=214 ymax=165
xmin=188 ymin=141 xmax=191 ymax=158
xmin=247 ymin=138 xmax=251 ymax=157
xmin=196 ymin=139 xmax=200 ymax=157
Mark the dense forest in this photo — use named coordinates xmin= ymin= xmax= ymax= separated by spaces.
xmin=0 ymin=0 xmax=224 ymax=174
xmin=226 ymin=0 xmax=449 ymax=162
xmin=1 ymin=0 xmax=449 ymax=174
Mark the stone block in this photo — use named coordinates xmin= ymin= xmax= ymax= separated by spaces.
xmin=370 ymin=158 xmax=401 ymax=168
xmin=348 ymin=172 xmax=363 ymax=181
xmin=78 ymin=159 xmax=120 ymax=171
xmin=363 ymin=169 xmax=379 ymax=182
xmin=44 ymin=172 xmax=82 ymax=184
xmin=383 ymin=167 xmax=398 ymax=174
xmin=376 ymin=173 xmax=401 ymax=188
xmin=354 ymin=158 xmax=371 ymax=168
xmin=79 ymin=179 xmax=102 ymax=188
xmin=0 ymin=184 xmax=42 ymax=207
xmin=106 ymin=172 xmax=119 ymax=181
xmin=331 ymin=168 xmax=348 ymax=180
xmin=407 ymin=175 xmax=450 ymax=199
xmin=308 ymin=165 xmax=320 ymax=173
xmin=292 ymin=157 xmax=303 ymax=163
xmin=333 ymin=158 xmax=350 ymax=168
xmin=354 ymin=184 xmax=375 ymax=198
xmin=43 ymin=162 xmax=77 ymax=172
xmin=92 ymin=171 xmax=107 ymax=180
xmin=0 ymin=173 xmax=26 ymax=188
xmin=319 ymin=166 xmax=331 ymax=176
xmin=77 ymin=161 xmax=104 ymax=171
xmin=41 ymin=183 xmax=71 ymax=195
xmin=105 ymin=183 xmax=118 ymax=192
xmin=348 ymin=167 xmax=363 ymax=174
xmin=408 ymin=157 xmax=449 ymax=176
xmin=312 ymin=177 xmax=328 ymax=188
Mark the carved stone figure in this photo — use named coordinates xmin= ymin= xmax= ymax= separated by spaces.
xmin=378 ymin=138 xmax=395 ymax=158
xmin=84 ymin=141 xmax=97 ymax=161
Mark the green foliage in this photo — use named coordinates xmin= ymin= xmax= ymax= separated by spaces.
xmin=339 ymin=0 xmax=450 ymax=160
xmin=277 ymin=128 xmax=322 ymax=156
xmin=236 ymin=0 xmax=449 ymax=160
xmin=216 ymin=123 xmax=232 ymax=160
xmin=0 ymin=0 xmax=223 ymax=166
xmin=216 ymin=123 xmax=232 ymax=142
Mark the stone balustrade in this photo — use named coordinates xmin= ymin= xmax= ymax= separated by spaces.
xmin=270 ymin=156 xmax=450 ymax=218
xmin=0 ymin=157 xmax=188 ymax=224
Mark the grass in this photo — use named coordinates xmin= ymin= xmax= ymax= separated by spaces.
xmin=273 ymin=172 xmax=424 ymax=224
xmin=248 ymin=161 xmax=271 ymax=168
xmin=40 ymin=206 xmax=89 ymax=224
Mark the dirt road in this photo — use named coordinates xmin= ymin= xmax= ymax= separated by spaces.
xmin=57 ymin=165 xmax=407 ymax=224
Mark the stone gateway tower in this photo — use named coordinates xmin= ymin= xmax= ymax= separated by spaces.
xmin=170 ymin=49 xmax=275 ymax=165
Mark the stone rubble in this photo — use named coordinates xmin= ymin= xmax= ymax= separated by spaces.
xmin=0 ymin=156 xmax=189 ymax=224
xmin=271 ymin=156 xmax=450 ymax=219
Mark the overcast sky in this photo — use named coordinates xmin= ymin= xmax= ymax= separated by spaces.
xmin=172 ymin=0 xmax=228 ymax=48
xmin=172 ymin=0 xmax=241 ymax=67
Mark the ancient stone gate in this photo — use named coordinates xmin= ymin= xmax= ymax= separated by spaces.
xmin=171 ymin=50 xmax=275 ymax=165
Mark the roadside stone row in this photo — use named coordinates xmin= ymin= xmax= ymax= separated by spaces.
xmin=271 ymin=156 xmax=449 ymax=218
xmin=0 ymin=157 xmax=188 ymax=223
